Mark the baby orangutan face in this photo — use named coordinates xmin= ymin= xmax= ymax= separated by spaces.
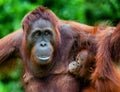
xmin=68 ymin=50 xmax=95 ymax=79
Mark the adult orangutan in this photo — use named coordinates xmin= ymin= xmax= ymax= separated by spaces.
xmin=91 ymin=24 xmax=120 ymax=92
xmin=0 ymin=6 xmax=96 ymax=92
xmin=69 ymin=24 xmax=120 ymax=92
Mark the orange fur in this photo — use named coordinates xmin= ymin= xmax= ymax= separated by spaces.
xmin=91 ymin=24 xmax=120 ymax=92
xmin=0 ymin=6 xmax=96 ymax=92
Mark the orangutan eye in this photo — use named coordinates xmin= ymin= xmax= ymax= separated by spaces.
xmin=34 ymin=31 xmax=41 ymax=37
xmin=44 ymin=30 xmax=51 ymax=36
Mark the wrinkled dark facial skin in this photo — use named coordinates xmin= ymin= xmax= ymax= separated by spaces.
xmin=76 ymin=50 xmax=88 ymax=67
xmin=27 ymin=18 xmax=55 ymax=65
xmin=77 ymin=50 xmax=95 ymax=77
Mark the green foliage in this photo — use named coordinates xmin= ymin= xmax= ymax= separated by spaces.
xmin=0 ymin=0 xmax=39 ymax=38
xmin=0 ymin=0 xmax=120 ymax=38
xmin=0 ymin=60 xmax=23 ymax=92
xmin=0 ymin=0 xmax=120 ymax=92
xmin=85 ymin=0 xmax=120 ymax=25
xmin=0 ymin=81 xmax=23 ymax=92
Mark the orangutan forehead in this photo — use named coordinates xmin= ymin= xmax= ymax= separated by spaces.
xmin=31 ymin=18 xmax=53 ymax=30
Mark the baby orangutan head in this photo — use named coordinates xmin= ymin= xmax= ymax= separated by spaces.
xmin=68 ymin=50 xmax=95 ymax=80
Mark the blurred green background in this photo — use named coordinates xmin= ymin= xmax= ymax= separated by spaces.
xmin=0 ymin=0 xmax=120 ymax=92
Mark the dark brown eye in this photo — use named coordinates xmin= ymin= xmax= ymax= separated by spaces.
xmin=76 ymin=57 xmax=79 ymax=61
xmin=44 ymin=31 xmax=51 ymax=36
xmin=34 ymin=31 xmax=41 ymax=37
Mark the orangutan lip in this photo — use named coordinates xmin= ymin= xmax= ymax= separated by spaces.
xmin=37 ymin=56 xmax=50 ymax=61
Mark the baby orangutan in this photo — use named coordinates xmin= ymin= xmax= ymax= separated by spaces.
xmin=68 ymin=50 xmax=96 ymax=92
xmin=69 ymin=50 xmax=95 ymax=79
